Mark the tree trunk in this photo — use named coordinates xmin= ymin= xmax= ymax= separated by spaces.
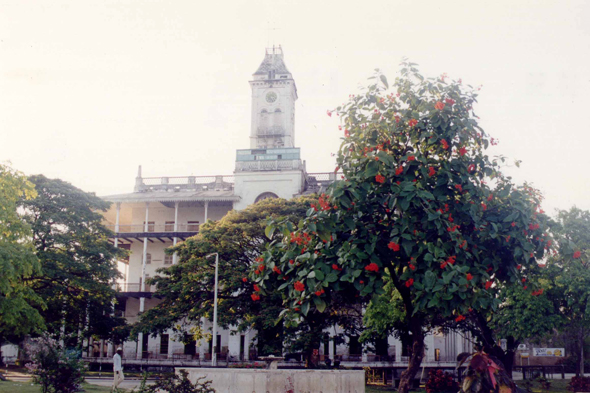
xmin=580 ymin=332 xmax=585 ymax=377
xmin=397 ymin=321 xmax=424 ymax=393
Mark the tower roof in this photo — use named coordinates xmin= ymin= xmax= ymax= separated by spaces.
xmin=253 ymin=46 xmax=291 ymax=76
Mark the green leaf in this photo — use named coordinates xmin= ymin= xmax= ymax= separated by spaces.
xmin=380 ymin=74 xmax=389 ymax=89
xmin=313 ymin=297 xmax=327 ymax=313
xmin=314 ymin=270 xmax=325 ymax=281
xmin=326 ymin=273 xmax=339 ymax=282
xmin=264 ymin=225 xmax=275 ymax=239
xmin=301 ymin=301 xmax=310 ymax=316
xmin=366 ymin=160 xmax=379 ymax=177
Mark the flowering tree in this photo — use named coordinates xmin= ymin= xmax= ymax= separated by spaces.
xmin=549 ymin=207 xmax=590 ymax=376
xmin=25 ymin=334 xmax=86 ymax=393
xmin=258 ymin=63 xmax=551 ymax=392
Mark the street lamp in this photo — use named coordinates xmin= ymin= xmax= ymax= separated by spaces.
xmin=206 ymin=253 xmax=219 ymax=367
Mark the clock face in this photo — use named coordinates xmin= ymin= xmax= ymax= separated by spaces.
xmin=265 ymin=91 xmax=278 ymax=103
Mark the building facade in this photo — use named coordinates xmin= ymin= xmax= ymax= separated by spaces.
xmin=90 ymin=46 xmax=471 ymax=367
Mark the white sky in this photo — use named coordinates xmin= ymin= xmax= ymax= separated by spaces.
xmin=1 ymin=0 xmax=589 ymax=215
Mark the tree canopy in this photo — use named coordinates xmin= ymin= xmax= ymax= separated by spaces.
xmin=259 ymin=63 xmax=552 ymax=392
xmin=0 ymin=164 xmax=44 ymax=343
xmin=21 ymin=175 xmax=126 ymax=346
xmin=133 ymin=196 xmax=332 ymax=357
xmin=549 ymin=207 xmax=590 ymax=375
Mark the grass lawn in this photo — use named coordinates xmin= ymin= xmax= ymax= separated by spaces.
xmin=0 ymin=380 xmax=114 ymax=392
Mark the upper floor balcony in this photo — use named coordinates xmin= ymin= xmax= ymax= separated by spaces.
xmin=135 ymin=175 xmax=235 ymax=193
xmin=106 ymin=223 xmax=199 ymax=242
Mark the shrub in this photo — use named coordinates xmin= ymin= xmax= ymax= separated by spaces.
xmin=25 ymin=334 xmax=86 ymax=393
xmin=425 ymin=369 xmax=459 ymax=393
xmin=568 ymin=376 xmax=590 ymax=392
xmin=130 ymin=370 xmax=215 ymax=393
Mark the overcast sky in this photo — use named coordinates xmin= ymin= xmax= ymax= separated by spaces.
xmin=1 ymin=0 xmax=589 ymax=215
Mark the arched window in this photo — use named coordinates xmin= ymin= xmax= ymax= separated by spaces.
xmin=254 ymin=192 xmax=279 ymax=203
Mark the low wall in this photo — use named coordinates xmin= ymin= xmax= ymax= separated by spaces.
xmin=177 ymin=367 xmax=365 ymax=393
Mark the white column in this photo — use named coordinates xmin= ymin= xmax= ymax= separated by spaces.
xmin=227 ymin=326 xmax=240 ymax=361
xmin=329 ymin=333 xmax=335 ymax=360
xmin=394 ymin=338 xmax=402 ymax=363
xmin=138 ymin=203 xmax=149 ymax=359
xmin=204 ymin=201 xmax=209 ymax=223
xmin=425 ymin=333 xmax=434 ymax=362
xmin=136 ymin=333 xmax=143 ymax=360
xmin=172 ymin=201 xmax=179 ymax=264
xmin=114 ymin=202 xmax=121 ymax=248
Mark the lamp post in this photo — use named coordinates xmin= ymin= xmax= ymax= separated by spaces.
xmin=206 ymin=253 xmax=219 ymax=367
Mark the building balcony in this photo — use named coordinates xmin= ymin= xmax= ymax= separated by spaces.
xmin=235 ymin=159 xmax=303 ymax=172
xmin=135 ymin=175 xmax=235 ymax=193
xmin=115 ymin=282 xmax=156 ymax=298
xmin=106 ymin=224 xmax=199 ymax=242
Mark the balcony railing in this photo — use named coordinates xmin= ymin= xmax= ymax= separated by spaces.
xmin=116 ymin=282 xmax=156 ymax=293
xmin=235 ymin=159 xmax=303 ymax=172
xmin=135 ymin=175 xmax=234 ymax=192
xmin=107 ymin=224 xmax=199 ymax=233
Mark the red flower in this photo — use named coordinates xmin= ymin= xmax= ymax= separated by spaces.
xmin=388 ymin=242 xmax=400 ymax=251
xmin=409 ymin=264 xmax=416 ymax=271
xmin=459 ymin=146 xmax=467 ymax=156
xmin=289 ymin=259 xmax=294 ymax=265
xmin=487 ymin=194 xmax=493 ymax=201
xmin=405 ymin=278 xmax=414 ymax=287
xmin=408 ymin=156 xmax=416 ymax=161
xmin=435 ymin=101 xmax=445 ymax=110
xmin=375 ymin=174 xmax=385 ymax=183
xmin=315 ymin=290 xmax=324 ymax=296
xmin=455 ymin=315 xmax=466 ymax=322
xmin=481 ymin=203 xmax=487 ymax=211
xmin=455 ymin=184 xmax=462 ymax=192
xmin=294 ymin=281 xmax=305 ymax=292
xmin=485 ymin=281 xmax=493 ymax=290
xmin=253 ymin=284 xmax=260 ymax=292
xmin=408 ymin=119 xmax=418 ymax=127
xmin=259 ymin=264 xmax=265 ymax=271
xmin=428 ymin=167 xmax=436 ymax=177
xmin=466 ymin=273 xmax=473 ymax=281
xmin=395 ymin=167 xmax=404 ymax=176
xmin=468 ymin=164 xmax=475 ymax=172
xmin=516 ymin=264 xmax=521 ymax=270
xmin=254 ymin=270 xmax=260 ymax=275
xmin=327 ymin=110 xmax=332 ymax=117
xmin=365 ymin=263 xmax=379 ymax=272
xmin=242 ymin=277 xmax=248 ymax=283
xmin=273 ymin=266 xmax=281 ymax=274
xmin=522 ymin=278 xmax=527 ymax=283
xmin=445 ymin=98 xmax=455 ymax=106
xmin=360 ymin=280 xmax=364 ymax=284
xmin=332 ymin=264 xmax=342 ymax=271
xmin=251 ymin=294 xmax=260 ymax=301
xmin=441 ymin=139 xmax=449 ymax=150
xmin=511 ymin=222 xmax=516 ymax=227
xmin=574 ymin=251 xmax=582 ymax=259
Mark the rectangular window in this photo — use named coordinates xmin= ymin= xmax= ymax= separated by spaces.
xmin=144 ymin=253 xmax=151 ymax=265
xmin=165 ymin=221 xmax=175 ymax=232
xmin=160 ymin=334 xmax=169 ymax=354
xmin=349 ymin=336 xmax=361 ymax=355
xmin=143 ymin=221 xmax=155 ymax=232
xmin=187 ymin=221 xmax=199 ymax=231
xmin=164 ymin=254 xmax=173 ymax=265
xmin=435 ymin=348 xmax=441 ymax=361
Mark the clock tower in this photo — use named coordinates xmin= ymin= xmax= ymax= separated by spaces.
xmin=249 ymin=46 xmax=298 ymax=149
xmin=233 ymin=46 xmax=305 ymax=210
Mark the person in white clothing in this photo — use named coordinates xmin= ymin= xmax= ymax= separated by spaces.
xmin=112 ymin=347 xmax=124 ymax=391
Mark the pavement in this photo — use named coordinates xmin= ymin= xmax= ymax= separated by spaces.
xmin=1 ymin=369 xmax=154 ymax=390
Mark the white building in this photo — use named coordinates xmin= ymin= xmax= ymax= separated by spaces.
xmin=89 ymin=46 xmax=471 ymax=367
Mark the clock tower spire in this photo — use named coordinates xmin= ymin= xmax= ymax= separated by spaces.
xmin=249 ymin=46 xmax=298 ymax=149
